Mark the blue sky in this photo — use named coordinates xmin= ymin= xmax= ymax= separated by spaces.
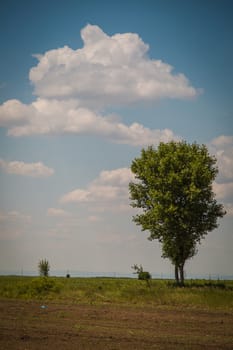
xmin=0 ymin=0 xmax=233 ymax=277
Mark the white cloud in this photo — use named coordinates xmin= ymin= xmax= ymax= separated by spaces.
xmin=60 ymin=150 xmax=233 ymax=214
xmin=108 ymin=123 xmax=178 ymax=146
xmin=29 ymin=24 xmax=198 ymax=105
xmin=0 ymin=99 xmax=32 ymax=127
xmin=0 ymin=158 xmax=54 ymax=177
xmin=92 ymin=167 xmax=134 ymax=186
xmin=224 ymin=203 xmax=233 ymax=216
xmin=59 ymin=136 xmax=233 ymax=211
xmin=216 ymin=149 xmax=233 ymax=182
xmin=47 ymin=208 xmax=71 ymax=217
xmin=213 ymin=181 xmax=233 ymax=200
xmin=0 ymin=98 xmax=179 ymax=145
xmin=0 ymin=98 xmax=79 ymax=136
xmin=88 ymin=215 xmax=102 ymax=222
xmin=209 ymin=136 xmax=233 ymax=211
xmin=60 ymin=168 xmax=134 ymax=212
xmin=61 ymin=189 xmax=91 ymax=204
xmin=209 ymin=136 xmax=233 ymax=182
xmin=211 ymin=135 xmax=233 ymax=147
xmin=0 ymin=25 xmax=195 ymax=145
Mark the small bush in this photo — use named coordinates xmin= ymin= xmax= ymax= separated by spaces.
xmin=30 ymin=277 xmax=62 ymax=296
xmin=132 ymin=264 xmax=151 ymax=286
xmin=138 ymin=271 xmax=151 ymax=281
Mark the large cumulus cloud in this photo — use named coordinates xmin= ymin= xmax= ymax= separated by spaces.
xmin=0 ymin=24 xmax=199 ymax=145
xmin=30 ymin=24 xmax=198 ymax=105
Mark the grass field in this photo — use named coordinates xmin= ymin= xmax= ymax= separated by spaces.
xmin=0 ymin=276 xmax=233 ymax=349
xmin=0 ymin=276 xmax=233 ymax=309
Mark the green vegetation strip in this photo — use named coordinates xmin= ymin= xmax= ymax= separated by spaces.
xmin=0 ymin=276 xmax=233 ymax=310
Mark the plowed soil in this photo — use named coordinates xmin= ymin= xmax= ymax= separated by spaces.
xmin=0 ymin=299 xmax=233 ymax=349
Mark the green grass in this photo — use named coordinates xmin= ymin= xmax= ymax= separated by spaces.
xmin=0 ymin=276 xmax=233 ymax=310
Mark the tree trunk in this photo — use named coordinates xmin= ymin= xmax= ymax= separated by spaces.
xmin=175 ymin=265 xmax=180 ymax=285
xmin=179 ymin=264 xmax=185 ymax=286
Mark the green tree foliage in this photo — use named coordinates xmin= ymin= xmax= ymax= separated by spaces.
xmin=38 ymin=259 xmax=50 ymax=277
xmin=132 ymin=264 xmax=151 ymax=286
xmin=129 ymin=141 xmax=226 ymax=285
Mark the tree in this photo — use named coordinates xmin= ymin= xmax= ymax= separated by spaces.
xmin=129 ymin=141 xmax=226 ymax=285
xmin=38 ymin=259 xmax=50 ymax=277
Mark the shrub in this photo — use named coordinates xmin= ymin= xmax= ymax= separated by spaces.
xmin=132 ymin=264 xmax=151 ymax=286
xmin=30 ymin=277 xmax=62 ymax=296
xmin=138 ymin=271 xmax=151 ymax=281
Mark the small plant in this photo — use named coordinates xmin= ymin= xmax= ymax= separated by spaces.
xmin=30 ymin=277 xmax=62 ymax=296
xmin=38 ymin=259 xmax=50 ymax=277
xmin=132 ymin=264 xmax=151 ymax=286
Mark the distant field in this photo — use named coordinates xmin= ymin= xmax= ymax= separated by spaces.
xmin=0 ymin=277 xmax=233 ymax=349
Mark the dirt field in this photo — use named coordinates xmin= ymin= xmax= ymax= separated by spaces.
xmin=0 ymin=299 xmax=233 ymax=349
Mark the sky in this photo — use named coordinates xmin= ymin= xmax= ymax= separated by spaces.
xmin=0 ymin=0 xmax=233 ymax=277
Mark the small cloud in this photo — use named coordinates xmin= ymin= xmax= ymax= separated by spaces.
xmin=208 ymin=135 xmax=233 ymax=217
xmin=224 ymin=203 xmax=233 ymax=216
xmin=32 ymin=53 xmax=43 ymax=60
xmin=60 ymin=167 xmax=135 ymax=214
xmin=47 ymin=208 xmax=71 ymax=217
xmin=209 ymin=135 xmax=233 ymax=217
xmin=213 ymin=181 xmax=233 ymax=200
xmin=0 ymin=99 xmax=32 ymax=127
xmin=210 ymin=136 xmax=233 ymax=183
xmin=0 ymin=158 xmax=54 ymax=177
xmin=60 ymin=189 xmax=91 ymax=204
xmin=88 ymin=215 xmax=102 ymax=222
xmin=211 ymin=135 xmax=233 ymax=147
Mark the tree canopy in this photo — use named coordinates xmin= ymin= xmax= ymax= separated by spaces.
xmin=129 ymin=141 xmax=226 ymax=285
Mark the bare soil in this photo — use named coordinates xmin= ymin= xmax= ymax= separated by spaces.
xmin=0 ymin=299 xmax=233 ymax=349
